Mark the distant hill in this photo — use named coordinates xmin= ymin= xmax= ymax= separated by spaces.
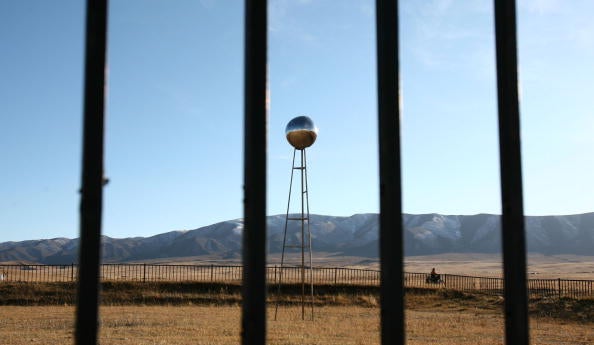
xmin=1 ymin=213 xmax=593 ymax=264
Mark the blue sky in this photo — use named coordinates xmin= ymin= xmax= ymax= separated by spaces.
xmin=1 ymin=0 xmax=593 ymax=242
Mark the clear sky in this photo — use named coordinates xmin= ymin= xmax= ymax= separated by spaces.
xmin=1 ymin=0 xmax=593 ymax=242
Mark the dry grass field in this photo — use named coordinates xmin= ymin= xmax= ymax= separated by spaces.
xmin=1 ymin=254 xmax=593 ymax=344
xmin=0 ymin=305 xmax=592 ymax=344
xmin=129 ymin=253 xmax=594 ymax=279
xmin=0 ymin=292 xmax=592 ymax=345
xmin=3 ymin=254 xmax=594 ymax=284
xmin=402 ymin=254 xmax=594 ymax=279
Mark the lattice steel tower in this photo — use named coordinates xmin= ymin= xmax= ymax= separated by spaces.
xmin=274 ymin=116 xmax=318 ymax=321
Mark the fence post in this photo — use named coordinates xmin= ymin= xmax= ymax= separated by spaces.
xmin=210 ymin=264 xmax=214 ymax=282
xmin=334 ymin=267 xmax=337 ymax=285
xmin=558 ymin=278 xmax=561 ymax=300
xmin=274 ymin=265 xmax=277 ymax=284
xmin=71 ymin=263 xmax=75 ymax=282
xmin=143 ymin=264 xmax=147 ymax=283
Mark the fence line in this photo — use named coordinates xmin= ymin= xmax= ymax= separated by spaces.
xmin=1 ymin=264 xmax=592 ymax=299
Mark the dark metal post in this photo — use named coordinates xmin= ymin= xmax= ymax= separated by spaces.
xmin=376 ymin=1 xmax=405 ymax=344
xmin=242 ymin=0 xmax=267 ymax=344
xmin=75 ymin=1 xmax=108 ymax=344
xmin=494 ymin=1 xmax=529 ymax=344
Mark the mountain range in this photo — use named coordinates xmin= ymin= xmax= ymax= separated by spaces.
xmin=1 ymin=213 xmax=593 ymax=264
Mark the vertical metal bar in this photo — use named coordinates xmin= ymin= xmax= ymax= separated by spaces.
xmin=494 ymin=1 xmax=529 ymax=344
xmin=376 ymin=0 xmax=404 ymax=344
xmin=242 ymin=0 xmax=267 ymax=344
xmin=75 ymin=0 xmax=108 ymax=344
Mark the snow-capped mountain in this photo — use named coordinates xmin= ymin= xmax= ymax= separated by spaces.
xmin=1 ymin=213 xmax=593 ymax=264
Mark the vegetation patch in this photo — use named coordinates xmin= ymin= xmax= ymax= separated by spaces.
xmin=530 ymin=297 xmax=594 ymax=323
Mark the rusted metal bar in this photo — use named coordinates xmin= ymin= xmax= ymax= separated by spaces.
xmin=75 ymin=0 xmax=108 ymax=344
xmin=242 ymin=0 xmax=267 ymax=344
xmin=494 ymin=0 xmax=529 ymax=344
xmin=376 ymin=0 xmax=405 ymax=344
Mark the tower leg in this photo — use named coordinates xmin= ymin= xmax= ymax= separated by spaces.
xmin=274 ymin=148 xmax=314 ymax=321
xmin=304 ymin=149 xmax=314 ymax=320
xmin=274 ymin=149 xmax=296 ymax=321
xmin=300 ymin=149 xmax=306 ymax=320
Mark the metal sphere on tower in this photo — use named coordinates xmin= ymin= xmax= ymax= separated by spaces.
xmin=285 ymin=116 xmax=318 ymax=150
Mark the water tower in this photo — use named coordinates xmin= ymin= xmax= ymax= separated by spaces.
xmin=274 ymin=116 xmax=318 ymax=321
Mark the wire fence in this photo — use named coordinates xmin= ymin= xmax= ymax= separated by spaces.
xmin=1 ymin=264 xmax=592 ymax=299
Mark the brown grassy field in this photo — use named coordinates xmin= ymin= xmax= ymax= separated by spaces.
xmin=128 ymin=252 xmax=594 ymax=280
xmin=0 ymin=304 xmax=592 ymax=345
xmin=0 ymin=288 xmax=592 ymax=345
xmin=3 ymin=254 xmax=594 ymax=284
xmin=2 ymin=254 xmax=592 ymax=344
xmin=402 ymin=254 xmax=594 ymax=279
